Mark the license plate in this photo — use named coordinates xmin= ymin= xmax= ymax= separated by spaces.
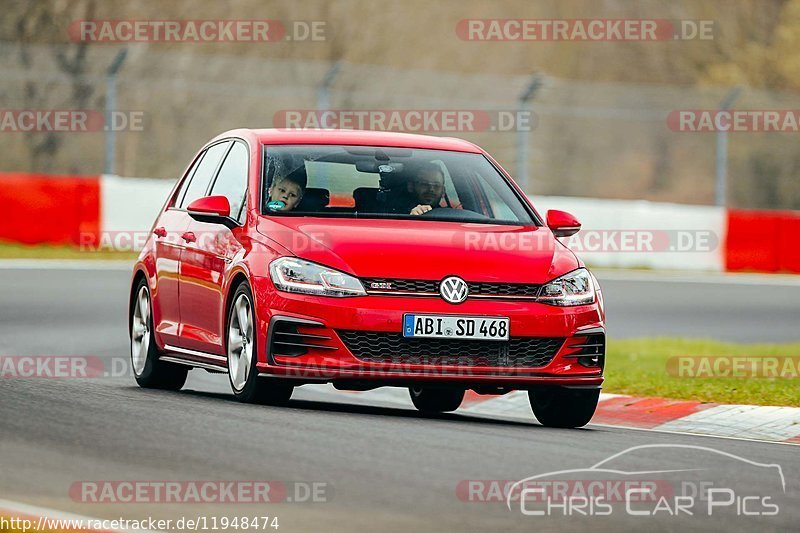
xmin=403 ymin=314 xmax=510 ymax=341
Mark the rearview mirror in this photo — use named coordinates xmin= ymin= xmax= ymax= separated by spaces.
xmin=186 ymin=196 xmax=237 ymax=228
xmin=355 ymin=160 xmax=405 ymax=174
xmin=546 ymin=209 xmax=581 ymax=238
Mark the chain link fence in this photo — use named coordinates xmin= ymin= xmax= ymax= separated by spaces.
xmin=1 ymin=41 xmax=799 ymax=209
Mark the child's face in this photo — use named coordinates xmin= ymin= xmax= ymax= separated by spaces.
xmin=269 ymin=180 xmax=303 ymax=211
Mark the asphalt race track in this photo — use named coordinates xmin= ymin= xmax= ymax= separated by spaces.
xmin=1 ymin=264 xmax=798 ymax=532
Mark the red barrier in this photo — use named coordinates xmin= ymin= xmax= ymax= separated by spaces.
xmin=0 ymin=172 xmax=100 ymax=246
xmin=726 ymin=209 xmax=800 ymax=273
xmin=778 ymin=213 xmax=800 ymax=273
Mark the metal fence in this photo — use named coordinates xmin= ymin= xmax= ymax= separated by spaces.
xmin=2 ymin=41 xmax=799 ymax=209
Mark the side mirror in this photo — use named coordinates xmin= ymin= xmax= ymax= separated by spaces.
xmin=186 ymin=196 xmax=237 ymax=228
xmin=547 ymin=209 xmax=581 ymax=238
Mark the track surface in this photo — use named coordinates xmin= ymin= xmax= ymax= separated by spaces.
xmin=1 ymin=266 xmax=798 ymax=532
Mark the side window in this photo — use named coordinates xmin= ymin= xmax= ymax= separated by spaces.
xmin=178 ymin=141 xmax=232 ymax=209
xmin=210 ymin=141 xmax=249 ymax=222
xmin=173 ymin=151 xmax=205 ymax=207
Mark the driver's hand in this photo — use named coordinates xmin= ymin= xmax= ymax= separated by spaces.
xmin=410 ymin=205 xmax=432 ymax=216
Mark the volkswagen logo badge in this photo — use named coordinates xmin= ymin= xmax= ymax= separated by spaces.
xmin=439 ymin=276 xmax=469 ymax=304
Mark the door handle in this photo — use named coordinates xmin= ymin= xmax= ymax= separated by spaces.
xmin=153 ymin=227 xmax=167 ymax=238
xmin=181 ymin=231 xmax=196 ymax=243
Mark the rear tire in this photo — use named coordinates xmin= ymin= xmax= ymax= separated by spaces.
xmin=227 ymin=282 xmax=294 ymax=405
xmin=528 ymin=387 xmax=600 ymax=428
xmin=409 ymin=386 xmax=464 ymax=413
xmin=130 ymin=279 xmax=188 ymax=390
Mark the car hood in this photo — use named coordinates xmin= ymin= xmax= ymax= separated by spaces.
xmin=256 ymin=217 xmax=579 ymax=283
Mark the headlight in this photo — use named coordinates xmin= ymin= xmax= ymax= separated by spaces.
xmin=269 ymin=257 xmax=366 ymax=297
xmin=537 ymin=268 xmax=595 ymax=306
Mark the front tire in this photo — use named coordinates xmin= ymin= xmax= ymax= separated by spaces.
xmin=409 ymin=386 xmax=464 ymax=413
xmin=130 ymin=280 xmax=188 ymax=390
xmin=227 ymin=282 xmax=293 ymax=405
xmin=528 ymin=387 xmax=600 ymax=428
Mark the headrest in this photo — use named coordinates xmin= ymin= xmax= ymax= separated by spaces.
xmin=379 ymin=169 xmax=413 ymax=191
xmin=353 ymin=187 xmax=379 ymax=203
xmin=297 ymin=187 xmax=330 ymax=211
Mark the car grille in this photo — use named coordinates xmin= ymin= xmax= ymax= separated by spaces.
xmin=361 ymin=278 xmax=541 ymax=299
xmin=337 ymin=330 xmax=564 ymax=368
xmin=468 ymin=281 xmax=541 ymax=298
xmin=363 ymin=278 xmax=438 ymax=293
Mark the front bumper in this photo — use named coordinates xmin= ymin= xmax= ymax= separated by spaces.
xmin=252 ymin=276 xmax=605 ymax=388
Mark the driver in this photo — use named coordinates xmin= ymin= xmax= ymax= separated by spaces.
xmin=389 ymin=163 xmax=445 ymax=216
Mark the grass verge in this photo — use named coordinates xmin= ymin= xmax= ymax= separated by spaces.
xmin=605 ymin=338 xmax=800 ymax=406
xmin=0 ymin=241 xmax=138 ymax=260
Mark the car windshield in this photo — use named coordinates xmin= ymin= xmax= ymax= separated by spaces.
xmin=261 ymin=145 xmax=537 ymax=225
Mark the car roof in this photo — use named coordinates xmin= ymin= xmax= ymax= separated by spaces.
xmin=215 ymin=128 xmax=484 ymax=154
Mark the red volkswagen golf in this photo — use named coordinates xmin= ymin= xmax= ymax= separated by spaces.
xmin=129 ymin=129 xmax=605 ymax=428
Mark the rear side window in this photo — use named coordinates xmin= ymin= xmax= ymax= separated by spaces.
xmin=210 ymin=141 xmax=249 ymax=221
xmin=178 ymin=141 xmax=231 ymax=208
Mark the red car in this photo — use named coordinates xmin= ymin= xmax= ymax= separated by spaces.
xmin=129 ymin=129 xmax=605 ymax=428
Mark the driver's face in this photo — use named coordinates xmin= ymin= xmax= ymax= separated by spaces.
xmin=412 ymin=170 xmax=445 ymax=206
